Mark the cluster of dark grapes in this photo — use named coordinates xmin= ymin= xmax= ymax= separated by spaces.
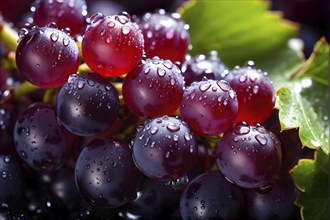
xmin=0 ymin=0 xmax=314 ymax=219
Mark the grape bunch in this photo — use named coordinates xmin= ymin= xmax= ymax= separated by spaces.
xmin=0 ymin=0 xmax=309 ymax=219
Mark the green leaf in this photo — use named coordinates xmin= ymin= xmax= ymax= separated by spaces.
xmin=290 ymin=150 xmax=329 ymax=220
xmin=178 ymin=0 xmax=304 ymax=83
xmin=275 ymin=39 xmax=329 ymax=154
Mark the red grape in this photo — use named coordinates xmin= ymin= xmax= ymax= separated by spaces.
xmin=82 ymin=12 xmax=144 ymax=77
xmin=122 ymin=56 xmax=184 ymax=117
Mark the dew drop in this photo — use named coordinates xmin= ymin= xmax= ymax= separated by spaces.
xmin=157 ymin=68 xmax=166 ymax=77
xmin=50 ymin=32 xmax=59 ymax=42
xmin=105 ymin=36 xmax=112 ymax=43
xmin=199 ymin=82 xmax=211 ymax=92
xmin=166 ymin=29 xmax=175 ymax=39
xmin=163 ymin=60 xmax=173 ymax=69
xmin=255 ymin=134 xmax=267 ymax=146
xmin=239 ymin=74 xmax=247 ymax=83
xmin=144 ymin=67 xmax=150 ymax=74
xmin=234 ymin=122 xmax=250 ymax=135
xmin=252 ymin=85 xmax=259 ymax=94
xmin=217 ymin=80 xmax=230 ymax=91
xmin=4 ymin=156 xmax=11 ymax=163
xmin=150 ymin=127 xmax=158 ymax=135
xmin=121 ymin=26 xmax=131 ymax=35
xmin=90 ymin=13 xmax=104 ymax=24
xmin=167 ymin=122 xmax=180 ymax=132
xmin=63 ymin=37 xmax=70 ymax=47
xmin=184 ymin=132 xmax=192 ymax=141
xmin=107 ymin=21 xmax=115 ymax=28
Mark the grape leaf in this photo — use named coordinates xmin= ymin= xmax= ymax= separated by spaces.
xmin=275 ymin=39 xmax=329 ymax=154
xmin=178 ymin=0 xmax=304 ymax=83
xmin=290 ymin=150 xmax=329 ymax=220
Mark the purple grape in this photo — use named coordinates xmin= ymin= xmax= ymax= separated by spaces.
xmin=16 ymin=24 xmax=80 ymax=88
xmin=14 ymin=102 xmax=78 ymax=172
xmin=244 ymin=174 xmax=300 ymax=220
xmin=132 ymin=115 xmax=198 ymax=181
xmin=216 ymin=122 xmax=282 ymax=188
xmin=180 ymin=172 xmax=245 ymax=219
xmin=75 ymin=137 xmax=143 ymax=208
xmin=56 ymin=73 xmax=120 ymax=136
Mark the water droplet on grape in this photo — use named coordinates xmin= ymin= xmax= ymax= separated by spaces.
xmin=252 ymin=85 xmax=259 ymax=94
xmin=150 ymin=127 xmax=158 ymax=135
xmin=121 ymin=26 xmax=131 ymax=35
xmin=90 ymin=13 xmax=104 ymax=24
xmin=217 ymin=80 xmax=230 ymax=91
xmin=199 ymin=82 xmax=211 ymax=92
xmin=234 ymin=122 xmax=250 ymax=135
xmin=167 ymin=122 xmax=180 ymax=132
xmin=255 ymin=134 xmax=267 ymax=146
xmin=50 ymin=32 xmax=59 ymax=42
xmin=157 ymin=68 xmax=166 ymax=77
xmin=239 ymin=74 xmax=247 ymax=83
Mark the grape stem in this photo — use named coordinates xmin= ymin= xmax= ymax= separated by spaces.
xmin=0 ymin=20 xmax=18 ymax=51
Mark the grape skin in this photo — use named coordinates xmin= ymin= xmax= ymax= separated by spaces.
xmin=14 ymin=102 xmax=78 ymax=172
xmin=122 ymin=56 xmax=184 ymax=117
xmin=180 ymin=172 xmax=245 ymax=220
xmin=82 ymin=13 xmax=144 ymax=77
xmin=132 ymin=116 xmax=198 ymax=181
xmin=75 ymin=137 xmax=143 ymax=208
xmin=216 ymin=122 xmax=282 ymax=189
xmin=180 ymin=79 xmax=238 ymax=135
xmin=56 ymin=73 xmax=119 ymax=136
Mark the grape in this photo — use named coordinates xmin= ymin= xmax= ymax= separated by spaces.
xmin=0 ymin=155 xmax=25 ymax=205
xmin=56 ymin=73 xmax=120 ymax=136
xmin=16 ymin=24 xmax=80 ymax=88
xmin=75 ymin=137 xmax=143 ymax=208
xmin=181 ymin=51 xmax=228 ymax=86
xmin=82 ymin=12 xmax=144 ymax=77
xmin=216 ymin=122 xmax=282 ymax=188
xmin=224 ymin=62 xmax=275 ymax=124
xmin=244 ymin=174 xmax=300 ymax=220
xmin=14 ymin=102 xmax=78 ymax=172
xmin=122 ymin=56 xmax=184 ymax=117
xmin=138 ymin=9 xmax=190 ymax=62
xmin=131 ymin=115 xmax=198 ymax=181
xmin=180 ymin=172 xmax=245 ymax=220
xmin=119 ymin=177 xmax=180 ymax=220
xmin=32 ymin=0 xmax=88 ymax=36
xmin=180 ymin=79 xmax=238 ymax=135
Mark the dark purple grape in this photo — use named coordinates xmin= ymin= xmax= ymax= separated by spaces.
xmin=216 ymin=122 xmax=282 ymax=188
xmin=14 ymin=102 xmax=78 ymax=172
xmin=122 ymin=56 xmax=184 ymax=117
xmin=119 ymin=177 xmax=180 ymax=220
xmin=180 ymin=172 xmax=245 ymax=220
xmin=181 ymin=51 xmax=228 ymax=86
xmin=180 ymin=79 xmax=238 ymax=135
xmin=75 ymin=137 xmax=143 ymax=208
xmin=244 ymin=174 xmax=300 ymax=220
xmin=0 ymin=155 xmax=25 ymax=205
xmin=132 ymin=115 xmax=198 ymax=181
xmin=32 ymin=0 xmax=88 ymax=36
xmin=224 ymin=62 xmax=275 ymax=125
xmin=56 ymin=73 xmax=120 ymax=136
xmin=138 ymin=9 xmax=190 ymax=62
xmin=16 ymin=24 xmax=80 ymax=88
